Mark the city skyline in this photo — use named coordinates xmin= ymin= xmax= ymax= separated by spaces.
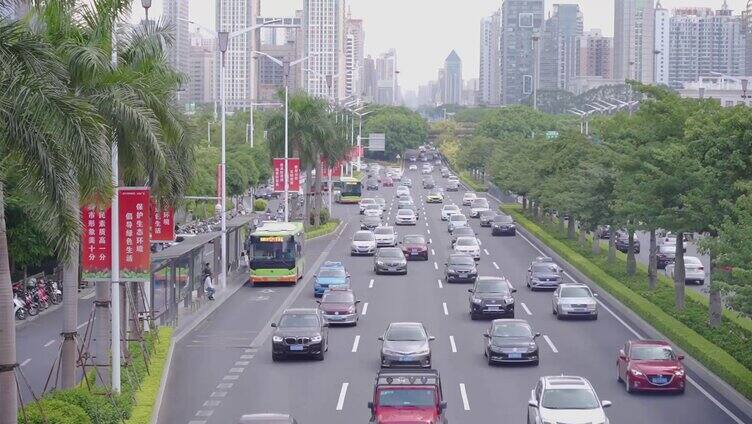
xmin=133 ymin=0 xmax=749 ymax=91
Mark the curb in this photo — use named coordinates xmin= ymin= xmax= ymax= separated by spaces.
xmin=512 ymin=217 xmax=752 ymax=422
xmin=305 ymin=219 xmax=344 ymax=241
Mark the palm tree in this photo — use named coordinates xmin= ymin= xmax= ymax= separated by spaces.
xmin=0 ymin=17 xmax=109 ymax=422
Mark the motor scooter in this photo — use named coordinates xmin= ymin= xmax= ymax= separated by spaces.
xmin=44 ymin=279 xmax=63 ymax=305
xmin=13 ymin=292 xmax=27 ymax=320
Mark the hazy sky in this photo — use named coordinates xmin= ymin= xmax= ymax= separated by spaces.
xmin=133 ymin=0 xmax=747 ymax=91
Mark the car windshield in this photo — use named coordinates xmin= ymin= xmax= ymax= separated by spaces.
xmin=494 ymin=216 xmax=513 ymax=223
xmin=541 ymin=388 xmax=600 ymax=410
xmin=684 ymin=257 xmax=702 ymax=266
xmin=444 ymin=206 xmax=459 ymax=211
xmin=364 ymin=217 xmax=381 ymax=223
xmin=454 ymin=228 xmax=474 ymax=236
xmin=318 ymin=268 xmax=346 ymax=278
xmin=476 ymin=280 xmax=510 ymax=294
xmin=375 ymin=199 xmax=386 ymax=205
xmin=386 ymin=326 xmax=426 ymax=341
xmin=450 ymin=215 xmax=466 ymax=222
xmin=560 ymin=287 xmax=592 ymax=298
xmin=354 ymin=233 xmax=374 ymax=241
xmin=631 ymin=346 xmax=676 ymax=360
xmin=456 ymin=238 xmax=477 ymax=246
xmin=404 ymin=236 xmax=425 ymax=244
xmin=481 ymin=211 xmax=495 ymax=217
xmin=472 ymin=199 xmax=489 ymax=207
xmin=278 ymin=314 xmax=319 ymax=328
xmin=374 ymin=227 xmax=393 ymax=235
xmin=322 ymin=292 xmax=354 ymax=303
xmin=450 ymin=256 xmax=474 ymax=266
xmin=378 ymin=389 xmax=436 ymax=408
xmin=464 ymin=194 xmax=476 ymax=199
xmin=361 ymin=199 xmax=375 ymax=205
xmin=379 ymin=249 xmax=403 ymax=258
xmin=492 ymin=323 xmax=532 ymax=337
xmin=532 ymin=264 xmax=559 ymax=274
xmin=398 ymin=210 xmax=414 ymax=216
xmin=660 ymin=245 xmax=676 ymax=254
xmin=366 ymin=204 xmax=380 ymax=210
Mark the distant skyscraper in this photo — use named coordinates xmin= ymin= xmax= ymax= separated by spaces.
xmin=577 ymin=29 xmax=613 ymax=79
xmin=374 ymin=49 xmax=399 ymax=105
xmin=188 ymin=31 xmax=216 ymax=105
xmin=345 ymin=12 xmax=365 ymax=100
xmin=501 ymin=0 xmax=544 ymax=104
xmin=215 ymin=0 xmax=260 ymax=111
xmin=479 ymin=10 xmax=502 ymax=106
xmin=654 ymin=1 xmax=670 ymax=86
xmin=256 ymin=12 xmax=304 ymax=102
xmin=540 ymin=4 xmax=583 ymax=91
xmin=165 ymin=0 xmax=191 ymax=103
xmin=362 ymin=55 xmax=377 ymax=101
xmin=613 ymin=0 xmax=655 ymax=83
xmin=443 ymin=50 xmax=463 ymax=105
xmin=303 ymin=0 xmax=346 ymax=101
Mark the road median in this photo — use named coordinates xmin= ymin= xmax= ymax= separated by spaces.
xmin=502 ymin=204 xmax=752 ymax=410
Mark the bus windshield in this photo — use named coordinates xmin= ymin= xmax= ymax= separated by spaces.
xmin=250 ymin=236 xmax=295 ymax=262
xmin=341 ymin=182 xmax=362 ymax=197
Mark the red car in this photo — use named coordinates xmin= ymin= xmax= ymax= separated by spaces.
xmin=382 ymin=177 xmax=394 ymax=187
xmin=400 ymin=234 xmax=429 ymax=260
xmin=617 ymin=339 xmax=686 ymax=393
xmin=368 ymin=369 xmax=447 ymax=424
xmin=317 ymin=287 xmax=360 ymax=326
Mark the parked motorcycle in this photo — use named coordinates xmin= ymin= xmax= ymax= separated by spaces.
xmin=27 ymin=278 xmax=49 ymax=310
xmin=43 ymin=278 xmax=63 ymax=305
xmin=13 ymin=292 xmax=27 ymax=320
xmin=19 ymin=288 xmax=39 ymax=317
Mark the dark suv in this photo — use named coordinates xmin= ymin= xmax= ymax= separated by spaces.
xmin=468 ymin=277 xmax=517 ymax=319
xmin=491 ymin=215 xmax=516 ymax=236
xmin=444 ymin=254 xmax=478 ymax=283
xmin=271 ymin=308 xmax=328 ymax=361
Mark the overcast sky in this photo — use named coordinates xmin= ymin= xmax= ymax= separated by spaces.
xmin=133 ymin=0 xmax=747 ymax=91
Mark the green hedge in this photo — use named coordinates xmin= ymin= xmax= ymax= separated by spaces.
xmin=502 ymin=205 xmax=752 ymax=401
xmin=19 ymin=399 xmax=91 ymax=424
xmin=459 ymin=171 xmax=488 ymax=192
xmin=126 ymin=327 xmax=173 ymax=424
xmin=253 ymin=199 xmax=267 ymax=212
xmin=306 ymin=219 xmax=340 ymax=239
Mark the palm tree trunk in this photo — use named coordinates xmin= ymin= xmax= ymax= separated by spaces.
xmin=648 ymin=229 xmax=658 ymax=289
xmin=0 ymin=182 xmax=19 ymax=424
xmin=313 ymin=163 xmax=322 ymax=227
xmin=626 ymin=230 xmax=636 ymax=276
xmin=60 ymin=192 xmax=80 ymax=388
xmin=94 ymin=281 xmax=111 ymax=388
xmin=608 ymin=226 xmax=617 ymax=263
xmin=674 ymin=232 xmax=686 ymax=310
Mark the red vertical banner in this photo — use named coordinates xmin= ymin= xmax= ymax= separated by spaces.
xmin=273 ymin=158 xmax=301 ymax=192
xmin=288 ymin=158 xmax=301 ymax=191
xmin=332 ymin=161 xmax=342 ymax=178
xmin=119 ymin=188 xmax=151 ymax=281
xmin=216 ymin=163 xmax=224 ymax=198
xmin=150 ymin=200 xmax=175 ymax=242
xmin=81 ymin=204 xmax=112 ymax=281
xmin=273 ymin=158 xmax=285 ymax=192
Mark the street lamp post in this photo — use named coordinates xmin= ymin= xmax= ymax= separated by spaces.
xmin=532 ymin=33 xmax=541 ymax=111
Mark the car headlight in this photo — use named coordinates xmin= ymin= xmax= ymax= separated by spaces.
xmin=674 ymin=369 xmax=685 ymax=376
xmin=311 ymin=334 xmax=322 ymax=343
xmin=376 ymin=261 xmax=385 ymax=266
xmin=272 ymin=336 xmax=283 ymax=343
xmin=504 ymin=297 xmax=515 ymax=304
xmin=415 ymin=348 xmax=430 ymax=355
xmin=630 ymin=368 xmax=644 ymax=377
xmin=528 ymin=343 xmax=537 ymax=350
xmin=472 ymin=297 xmax=482 ymax=305
xmin=588 ymin=304 xmax=597 ymax=310
xmin=447 ymin=270 xmax=458 ymax=275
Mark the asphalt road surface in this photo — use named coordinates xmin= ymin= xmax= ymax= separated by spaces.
xmin=159 ymin=167 xmax=750 ymax=424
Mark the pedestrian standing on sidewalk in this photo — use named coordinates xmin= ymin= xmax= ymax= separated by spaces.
xmin=240 ymin=251 xmax=250 ymax=269
xmin=202 ymin=262 xmax=215 ymax=300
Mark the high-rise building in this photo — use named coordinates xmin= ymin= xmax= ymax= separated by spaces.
xmin=668 ymin=2 xmax=746 ymax=88
xmin=303 ymin=0 xmax=346 ymax=102
xmin=613 ymin=0 xmax=655 ymax=83
xmin=540 ymin=4 xmax=583 ymax=91
xmin=256 ymin=13 xmax=304 ymax=102
xmin=479 ymin=10 xmax=502 ymax=106
xmin=361 ymin=55 xmax=377 ymax=100
xmin=165 ymin=0 xmax=191 ymax=102
xmin=744 ymin=3 xmax=752 ymax=75
xmin=654 ymin=1 xmax=670 ymax=86
xmin=443 ymin=50 xmax=463 ymax=105
xmin=345 ymin=12 xmax=365 ymax=100
xmin=501 ymin=0 xmax=544 ymax=105
xmin=187 ymin=31 xmax=216 ymax=105
xmin=462 ymin=78 xmax=480 ymax=106
xmin=215 ymin=0 xmax=261 ymax=111
xmin=577 ymin=29 xmax=613 ymax=79
xmin=374 ymin=49 xmax=399 ymax=105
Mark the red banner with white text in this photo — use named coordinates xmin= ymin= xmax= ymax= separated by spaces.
xmin=119 ymin=188 xmax=151 ymax=281
xmin=82 ymin=204 xmax=112 ymax=281
xmin=273 ymin=158 xmax=301 ymax=192
xmin=150 ymin=200 xmax=175 ymax=242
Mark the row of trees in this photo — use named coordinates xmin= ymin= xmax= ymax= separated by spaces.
xmin=438 ymin=90 xmax=752 ymax=325
xmin=1 ymin=0 xmax=193 ymax=420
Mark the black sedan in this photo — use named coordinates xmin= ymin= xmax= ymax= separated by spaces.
xmin=444 ymin=253 xmax=478 ymax=283
xmin=361 ymin=216 xmax=382 ymax=231
xmin=366 ymin=178 xmax=379 ymax=191
xmin=491 ymin=215 xmax=516 ymax=236
xmin=479 ymin=210 xmax=496 ymax=227
xmin=271 ymin=308 xmax=328 ymax=361
xmin=483 ymin=319 xmax=540 ymax=366
xmin=469 ymin=277 xmax=516 ymax=320
xmin=374 ymin=247 xmax=408 ymax=275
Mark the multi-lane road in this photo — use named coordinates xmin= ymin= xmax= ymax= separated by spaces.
xmin=159 ymin=166 xmax=751 ymax=424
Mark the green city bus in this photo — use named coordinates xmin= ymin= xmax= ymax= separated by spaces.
xmin=248 ymin=221 xmax=305 ymax=285
xmin=335 ymin=176 xmax=362 ymax=204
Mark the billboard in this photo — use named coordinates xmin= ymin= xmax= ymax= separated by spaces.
xmin=368 ymin=133 xmax=386 ymax=152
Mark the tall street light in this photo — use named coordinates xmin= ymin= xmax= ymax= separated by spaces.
xmin=252 ymin=50 xmax=318 ymax=222
xmin=352 ymin=106 xmax=373 ymax=172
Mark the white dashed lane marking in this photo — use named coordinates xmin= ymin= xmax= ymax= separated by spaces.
xmin=437 ymin=279 xmax=443 ymax=288
xmin=543 ymin=335 xmax=558 ymax=353
xmin=43 ymin=339 xmax=55 ymax=348
xmin=450 ymin=336 xmax=457 ymax=353
xmin=492 ymin=262 xmax=499 ymax=270
xmin=483 ymin=248 xmax=490 ymax=256
xmin=20 ymin=358 xmax=31 ymax=367
xmin=336 ymin=382 xmax=349 ymax=411
xmin=433 ymin=262 xmax=438 ymax=270
xmin=459 ymin=383 xmax=471 ymax=411
xmin=362 ymin=302 xmax=369 ymax=315
xmin=442 ymin=302 xmax=449 ymax=315
xmin=369 ymin=279 xmax=374 ymax=288
xmin=351 ymin=335 xmax=361 ymax=353
xmin=521 ymin=302 xmax=533 ymax=316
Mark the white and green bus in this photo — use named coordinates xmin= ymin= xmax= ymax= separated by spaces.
xmin=334 ymin=176 xmax=362 ymax=204
xmin=248 ymin=221 xmax=305 ymax=285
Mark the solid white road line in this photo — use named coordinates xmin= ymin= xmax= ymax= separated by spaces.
xmin=459 ymin=383 xmax=471 ymax=411
xmin=433 ymin=262 xmax=438 ymax=270
xmin=369 ymin=279 xmax=374 ymax=288
xmin=437 ymin=279 xmax=443 ymax=288
xmin=450 ymin=336 xmax=457 ymax=353
xmin=492 ymin=262 xmax=500 ymax=270
xmin=483 ymin=248 xmax=490 ymax=256
xmin=20 ymin=358 xmax=31 ymax=367
xmin=44 ymin=339 xmax=55 ymax=348
xmin=362 ymin=302 xmax=369 ymax=315
xmin=542 ymin=335 xmax=558 ymax=353
xmin=336 ymin=382 xmax=349 ymax=411
xmin=76 ymin=320 xmax=89 ymax=330
xmin=351 ymin=335 xmax=361 ymax=353
xmin=521 ymin=302 xmax=533 ymax=316
xmin=442 ymin=302 xmax=449 ymax=315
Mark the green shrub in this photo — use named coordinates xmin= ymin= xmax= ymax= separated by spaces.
xmin=19 ymin=399 xmax=91 ymax=424
xmin=459 ymin=171 xmax=488 ymax=192
xmin=502 ymin=205 xmax=752 ymax=401
xmin=252 ymin=199 xmax=267 ymax=212
xmin=308 ymin=208 xmax=331 ymax=226
xmin=50 ymin=388 xmax=122 ymax=424
xmin=306 ymin=219 xmax=340 ymax=239
xmin=126 ymin=327 xmax=173 ymax=424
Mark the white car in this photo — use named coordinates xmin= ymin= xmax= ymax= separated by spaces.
xmin=395 ymin=208 xmax=417 ymax=225
xmin=408 ymin=164 xmax=418 ymax=171
xmin=395 ymin=187 xmax=410 ymax=198
xmin=374 ymin=197 xmax=387 ymax=211
xmin=359 ymin=198 xmax=376 ymax=214
xmin=448 ymin=213 xmax=469 ymax=233
xmin=527 ymin=376 xmax=611 ymax=424
xmin=351 ymin=230 xmax=377 ymax=256
xmin=441 ymin=204 xmax=461 ymax=221
xmin=373 ymin=226 xmax=397 ymax=247
xmin=665 ymin=256 xmax=706 ymax=285
xmin=470 ymin=197 xmax=490 ymax=218
xmin=552 ymin=283 xmax=598 ymax=319
xmin=363 ymin=203 xmax=383 ymax=218
xmin=453 ymin=236 xmax=481 ymax=260
xmin=421 ymin=166 xmax=432 ymax=174
xmin=462 ymin=192 xmax=477 ymax=206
